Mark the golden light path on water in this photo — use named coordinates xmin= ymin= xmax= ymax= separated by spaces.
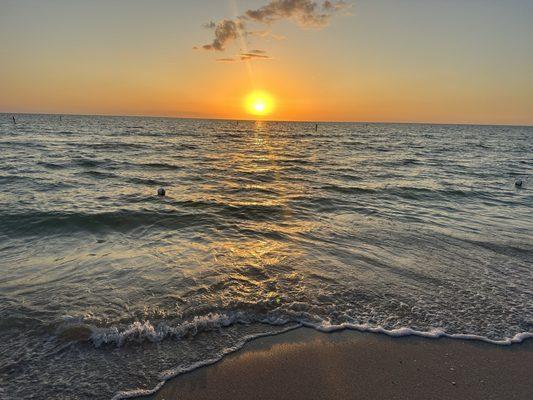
xmin=155 ymin=121 xmax=315 ymax=290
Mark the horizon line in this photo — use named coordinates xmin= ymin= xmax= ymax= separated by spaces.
xmin=1 ymin=111 xmax=532 ymax=128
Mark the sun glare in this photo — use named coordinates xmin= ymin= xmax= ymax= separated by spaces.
xmin=245 ymin=91 xmax=275 ymax=117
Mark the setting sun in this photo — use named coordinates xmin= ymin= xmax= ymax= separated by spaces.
xmin=245 ymin=91 xmax=275 ymax=117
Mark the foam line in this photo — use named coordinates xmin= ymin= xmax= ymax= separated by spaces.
xmin=303 ymin=321 xmax=533 ymax=345
xmin=90 ymin=312 xmax=292 ymax=347
xmin=112 ymin=318 xmax=532 ymax=399
xmin=111 ymin=324 xmax=301 ymax=400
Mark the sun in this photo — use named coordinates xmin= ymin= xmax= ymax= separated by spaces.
xmin=245 ymin=91 xmax=275 ymax=117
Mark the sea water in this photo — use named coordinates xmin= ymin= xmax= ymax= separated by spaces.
xmin=0 ymin=114 xmax=531 ymax=399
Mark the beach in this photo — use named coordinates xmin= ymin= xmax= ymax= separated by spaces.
xmin=145 ymin=328 xmax=533 ymax=400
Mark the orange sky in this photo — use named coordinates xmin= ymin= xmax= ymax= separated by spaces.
xmin=1 ymin=0 xmax=532 ymax=125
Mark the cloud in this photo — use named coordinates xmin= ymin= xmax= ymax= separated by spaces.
xmin=201 ymin=19 xmax=245 ymax=51
xmin=323 ymin=0 xmax=349 ymax=11
xmin=216 ymin=51 xmax=273 ymax=63
xmin=216 ymin=57 xmax=238 ymax=63
xmin=240 ymin=52 xmax=272 ymax=60
xmin=244 ymin=0 xmax=331 ymax=28
xmin=199 ymin=1 xmax=349 ymax=52
xmin=246 ymin=30 xmax=286 ymax=41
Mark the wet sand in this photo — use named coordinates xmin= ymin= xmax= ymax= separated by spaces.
xmin=144 ymin=328 xmax=532 ymax=400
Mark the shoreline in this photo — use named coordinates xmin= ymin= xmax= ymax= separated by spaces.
xmin=137 ymin=327 xmax=533 ymax=400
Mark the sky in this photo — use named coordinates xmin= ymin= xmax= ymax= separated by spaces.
xmin=1 ymin=0 xmax=532 ymax=125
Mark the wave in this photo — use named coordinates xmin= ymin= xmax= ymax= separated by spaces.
xmin=217 ymin=203 xmax=286 ymax=221
xmin=321 ymin=184 xmax=376 ymax=195
xmin=105 ymin=313 xmax=532 ymax=400
xmin=320 ymin=184 xmax=491 ymax=201
xmin=0 ymin=199 xmax=290 ymax=236
xmin=111 ymin=325 xmax=300 ymax=400
xmin=138 ymin=162 xmax=181 ymax=171
xmin=79 ymin=170 xmax=119 ymax=179
xmin=126 ymin=177 xmax=170 ymax=186
xmin=305 ymin=321 xmax=533 ymax=345
xmin=0 ymin=175 xmax=73 ymax=190
xmin=37 ymin=161 xmax=68 ymax=170
xmin=0 ymin=175 xmax=36 ymax=185
xmin=73 ymin=158 xmax=105 ymax=168
xmin=0 ymin=209 xmax=213 ymax=236
xmin=79 ymin=312 xmax=532 ymax=350
xmin=90 ymin=313 xmax=250 ymax=347
xmin=83 ymin=142 xmax=148 ymax=151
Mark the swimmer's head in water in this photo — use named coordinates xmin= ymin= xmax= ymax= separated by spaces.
xmin=157 ymin=187 xmax=166 ymax=196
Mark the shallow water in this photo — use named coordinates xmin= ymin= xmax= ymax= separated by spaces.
xmin=0 ymin=114 xmax=531 ymax=399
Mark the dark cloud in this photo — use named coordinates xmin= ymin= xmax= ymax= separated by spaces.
xmin=245 ymin=0 xmax=330 ymax=27
xmin=323 ymin=0 xmax=349 ymax=11
xmin=203 ymin=21 xmax=217 ymax=29
xmin=216 ymin=52 xmax=273 ymax=63
xmin=201 ymin=19 xmax=245 ymax=51
xmin=240 ymin=52 xmax=272 ymax=60
xmin=216 ymin=57 xmax=238 ymax=63
xmin=199 ymin=1 xmax=349 ymax=52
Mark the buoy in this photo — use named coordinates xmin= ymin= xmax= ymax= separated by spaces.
xmin=157 ymin=187 xmax=166 ymax=196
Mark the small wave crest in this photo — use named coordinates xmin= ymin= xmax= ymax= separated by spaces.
xmin=91 ymin=313 xmax=242 ymax=347
xmin=87 ymin=312 xmax=293 ymax=348
xmin=0 ymin=209 xmax=211 ymax=236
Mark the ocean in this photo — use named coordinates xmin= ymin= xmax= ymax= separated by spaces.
xmin=0 ymin=114 xmax=531 ymax=399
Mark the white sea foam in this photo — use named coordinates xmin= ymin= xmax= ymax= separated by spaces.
xmin=112 ymin=315 xmax=532 ymax=400
xmin=111 ymin=324 xmax=300 ymax=400
xmin=89 ymin=311 xmax=295 ymax=348
xmin=305 ymin=321 xmax=533 ymax=345
xmin=91 ymin=312 xmax=244 ymax=347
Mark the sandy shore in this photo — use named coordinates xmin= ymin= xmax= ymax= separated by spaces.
xmin=143 ymin=328 xmax=532 ymax=400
